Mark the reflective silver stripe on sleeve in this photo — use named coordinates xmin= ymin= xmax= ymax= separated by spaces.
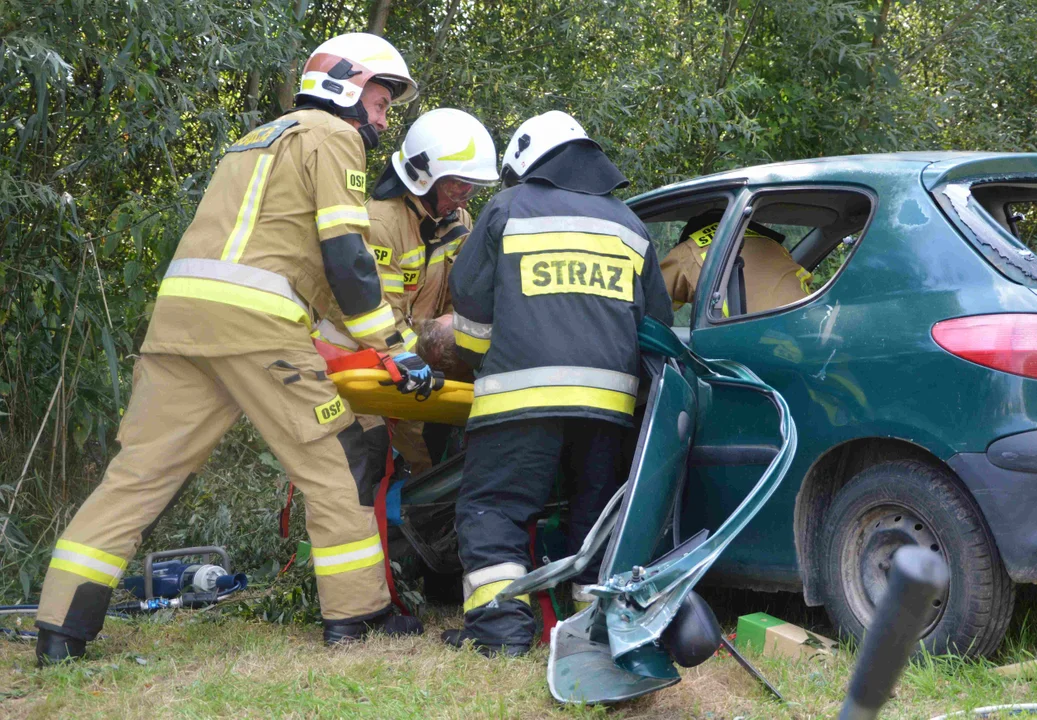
xmin=453 ymin=311 xmax=492 ymax=339
xmin=344 ymin=303 xmax=395 ymax=337
xmin=503 ymin=216 xmax=650 ymax=258
xmin=164 ymin=258 xmax=308 ymax=309
xmin=316 ymin=205 xmax=369 ymax=231
xmin=313 ymin=318 xmax=359 ymax=350
xmin=474 ymin=366 xmax=638 ymax=398
xmin=462 ymin=562 xmax=527 ymax=600
xmin=381 ymin=275 xmax=405 ymax=292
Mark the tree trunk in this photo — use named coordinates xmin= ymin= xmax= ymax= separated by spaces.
xmin=276 ymin=0 xmax=312 ymax=113
xmin=246 ymin=71 xmax=261 ymax=129
xmin=872 ymin=0 xmax=893 ymax=49
xmin=368 ymin=0 xmax=391 ymax=36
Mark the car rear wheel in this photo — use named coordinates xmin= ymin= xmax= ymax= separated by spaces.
xmin=819 ymin=460 xmax=1014 ymax=657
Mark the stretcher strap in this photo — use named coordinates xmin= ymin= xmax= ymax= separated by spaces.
xmin=376 ymin=419 xmax=410 ymax=616
xmin=527 ymin=520 xmax=558 ymax=646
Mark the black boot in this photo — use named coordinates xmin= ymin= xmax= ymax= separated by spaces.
xmin=36 ymin=629 xmax=86 ymax=666
xmin=441 ymin=599 xmax=534 ymax=657
xmin=440 ymin=627 xmax=530 ymax=657
xmin=323 ymin=608 xmax=424 ymax=645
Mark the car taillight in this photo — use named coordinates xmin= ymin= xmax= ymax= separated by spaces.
xmin=932 ymin=314 xmax=1037 ymax=379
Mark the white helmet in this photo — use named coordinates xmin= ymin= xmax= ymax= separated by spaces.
xmin=297 ymin=33 xmax=418 ymax=110
xmin=391 ymin=108 xmax=499 ymax=196
xmin=501 ymin=110 xmax=599 ymax=186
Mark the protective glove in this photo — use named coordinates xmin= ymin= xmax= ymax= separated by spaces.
xmin=381 ymin=352 xmax=444 ymax=400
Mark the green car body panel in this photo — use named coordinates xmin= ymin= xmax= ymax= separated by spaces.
xmin=628 ymin=152 xmax=1037 ymax=594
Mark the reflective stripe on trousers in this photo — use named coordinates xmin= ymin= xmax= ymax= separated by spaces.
xmin=159 ymin=258 xmax=310 ymax=325
xmin=470 ymin=366 xmax=638 ymax=419
xmin=312 ymin=533 xmax=384 ymax=576
xmin=48 ymin=540 xmax=128 ymax=588
xmin=463 ymin=562 xmax=530 ymax=613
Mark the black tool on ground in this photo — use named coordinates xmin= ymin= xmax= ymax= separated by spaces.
xmin=838 ymin=546 xmax=950 ymax=720
xmin=115 ymin=546 xmax=247 ymax=613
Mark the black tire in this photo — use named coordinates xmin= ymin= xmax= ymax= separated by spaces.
xmin=819 ymin=460 xmax=1015 ymax=657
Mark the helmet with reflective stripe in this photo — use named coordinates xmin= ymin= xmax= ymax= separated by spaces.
xmin=501 ymin=110 xmax=599 ymax=187
xmin=297 ymin=33 xmax=418 ymax=110
xmin=391 ymin=109 xmax=499 ymax=196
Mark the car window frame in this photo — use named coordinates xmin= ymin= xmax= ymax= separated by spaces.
xmin=702 ymin=183 xmax=878 ymax=328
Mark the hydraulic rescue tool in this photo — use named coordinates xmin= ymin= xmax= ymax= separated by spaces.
xmin=1 ymin=546 xmax=247 ymax=629
xmin=115 ymin=546 xmax=247 ymax=613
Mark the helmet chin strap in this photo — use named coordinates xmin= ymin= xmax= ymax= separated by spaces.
xmin=424 ymin=185 xmax=441 ymax=218
xmin=347 ymin=101 xmax=380 ymax=150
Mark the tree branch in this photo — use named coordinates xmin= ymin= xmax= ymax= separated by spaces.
xmin=897 ymin=0 xmax=991 ymax=73
xmin=719 ymin=0 xmax=764 ymax=92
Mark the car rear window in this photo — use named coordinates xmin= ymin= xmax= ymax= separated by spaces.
xmin=1006 ymin=202 xmax=1037 ymax=252
xmin=932 ymin=181 xmax=1037 ymax=287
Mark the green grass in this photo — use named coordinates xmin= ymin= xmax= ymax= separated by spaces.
xmin=3 ymin=589 xmax=1036 ymax=719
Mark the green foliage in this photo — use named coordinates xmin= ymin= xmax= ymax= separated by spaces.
xmin=2 ymin=0 xmax=1036 ymax=595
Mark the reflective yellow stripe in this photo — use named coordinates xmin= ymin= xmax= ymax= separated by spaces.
xmin=470 ymin=386 xmax=635 ymax=418
xmin=50 ymin=540 xmax=128 ymax=588
xmin=344 ymin=303 xmax=395 ymax=338
xmin=221 ymin=155 xmax=274 ymax=263
xmin=454 ymin=329 xmax=490 ymax=354
xmin=463 ymin=580 xmax=530 ymax=613
xmin=312 ymin=534 xmax=384 ymax=576
xmin=49 ymin=558 xmax=121 ymax=588
xmin=382 ymin=273 xmax=405 ymax=293
xmin=503 ymin=232 xmax=645 ymax=274
xmin=55 ymin=539 xmax=127 ymax=569
xmin=402 ymin=327 xmax=417 ymax=351
xmin=158 ymin=277 xmax=310 ymax=325
xmin=316 ymin=204 xmax=370 ymax=232
xmin=672 ymin=301 xmax=686 ymax=311
xmin=428 ymin=239 xmax=463 ymax=266
xmin=796 ymin=267 xmax=813 ymax=294
xmin=399 ymin=247 xmax=425 ymax=268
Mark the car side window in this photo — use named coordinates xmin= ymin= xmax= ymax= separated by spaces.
xmin=709 ymin=189 xmax=873 ymax=322
xmin=1006 ymin=202 xmax=1037 ymax=252
xmin=644 ymin=196 xmax=732 ymax=328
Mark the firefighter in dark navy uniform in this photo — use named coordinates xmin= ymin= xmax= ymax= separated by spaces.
xmin=441 ymin=111 xmax=674 ymax=656
xmin=34 ymin=33 xmax=433 ymax=665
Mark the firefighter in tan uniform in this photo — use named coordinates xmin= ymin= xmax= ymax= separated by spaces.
xmin=35 ymin=33 xmax=434 ymax=665
xmin=366 ymin=109 xmax=498 ymax=474
xmin=661 ymin=210 xmax=812 ymax=315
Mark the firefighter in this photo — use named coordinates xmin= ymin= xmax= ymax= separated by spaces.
xmin=441 ymin=111 xmax=674 ymax=656
xmin=365 ymin=108 xmax=497 ymax=475
xmin=34 ymin=33 xmax=433 ymax=665
xmin=660 ymin=209 xmax=811 ymax=316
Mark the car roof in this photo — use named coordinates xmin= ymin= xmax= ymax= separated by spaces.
xmin=630 ymin=152 xmax=1037 ymax=204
